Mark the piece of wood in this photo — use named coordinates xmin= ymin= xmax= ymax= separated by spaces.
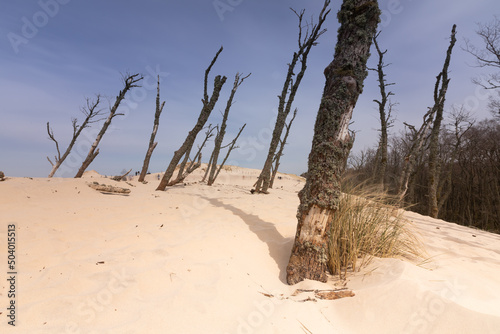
xmin=87 ymin=182 xmax=131 ymax=194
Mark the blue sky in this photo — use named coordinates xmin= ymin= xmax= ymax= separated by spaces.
xmin=0 ymin=0 xmax=498 ymax=177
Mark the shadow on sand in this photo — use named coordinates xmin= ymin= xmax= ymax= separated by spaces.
xmin=198 ymin=195 xmax=293 ymax=284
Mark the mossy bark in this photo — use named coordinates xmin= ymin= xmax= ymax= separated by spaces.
xmin=286 ymin=0 xmax=380 ymax=285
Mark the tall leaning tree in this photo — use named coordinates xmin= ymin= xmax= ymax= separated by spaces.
xmin=253 ymin=0 xmax=331 ymax=194
xmin=47 ymin=95 xmax=104 ymax=177
xmin=428 ymin=24 xmax=457 ymax=218
xmin=139 ymin=76 xmax=165 ymax=182
xmin=369 ymin=32 xmax=395 ymax=188
xmin=156 ymin=47 xmax=227 ymax=191
xmin=75 ymin=73 xmax=144 ymax=178
xmin=286 ymin=0 xmax=381 ymax=285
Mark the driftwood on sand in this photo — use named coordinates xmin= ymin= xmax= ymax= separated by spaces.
xmin=87 ymin=182 xmax=131 ymax=194
xmin=111 ymin=168 xmax=132 ymax=181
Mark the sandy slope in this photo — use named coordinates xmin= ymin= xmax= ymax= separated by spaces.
xmin=1 ymin=166 xmax=500 ymax=333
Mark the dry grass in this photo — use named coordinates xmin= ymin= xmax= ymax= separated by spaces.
xmin=328 ymin=181 xmax=424 ymax=278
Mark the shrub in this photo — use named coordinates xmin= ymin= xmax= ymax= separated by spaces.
xmin=328 ymin=181 xmax=423 ymax=278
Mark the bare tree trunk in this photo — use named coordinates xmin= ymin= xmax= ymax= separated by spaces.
xmin=428 ymin=25 xmax=457 ymax=218
xmin=47 ymin=96 xmax=104 ymax=177
xmin=75 ymin=74 xmax=144 ymax=178
xmin=168 ymin=125 xmax=216 ymax=186
xmin=212 ymin=123 xmax=246 ymax=183
xmin=269 ymin=108 xmax=297 ymax=188
xmin=156 ymin=48 xmax=226 ymax=191
xmin=207 ymin=73 xmax=250 ymax=186
xmin=286 ymin=0 xmax=380 ymax=285
xmin=202 ymin=148 xmax=216 ymax=182
xmin=139 ymin=76 xmax=165 ymax=182
xmin=253 ymin=1 xmax=331 ymax=194
xmin=112 ymin=168 xmax=132 ymax=181
xmin=369 ymin=32 xmax=394 ymax=187
xmin=397 ymin=111 xmax=434 ymax=201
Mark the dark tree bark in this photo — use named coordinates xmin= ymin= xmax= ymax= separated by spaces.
xmin=156 ymin=47 xmax=227 ymax=190
xmin=253 ymin=1 xmax=330 ymax=194
xmin=369 ymin=32 xmax=394 ymax=187
xmin=269 ymin=108 xmax=297 ymax=189
xmin=397 ymin=110 xmax=434 ymax=201
xmin=211 ymin=123 xmax=246 ymax=183
xmin=428 ymin=25 xmax=457 ymax=218
xmin=112 ymin=168 xmax=132 ymax=181
xmin=207 ymin=72 xmax=250 ymax=186
xmin=168 ymin=125 xmax=216 ymax=186
xmin=286 ymin=0 xmax=380 ymax=285
xmin=139 ymin=76 xmax=165 ymax=182
xmin=47 ymin=96 xmax=104 ymax=177
xmin=75 ymin=74 xmax=144 ymax=178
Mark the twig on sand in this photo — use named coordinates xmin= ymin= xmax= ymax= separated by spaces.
xmin=292 ymin=288 xmax=355 ymax=300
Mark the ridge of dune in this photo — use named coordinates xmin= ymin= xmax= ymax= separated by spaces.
xmin=1 ymin=166 xmax=500 ymax=333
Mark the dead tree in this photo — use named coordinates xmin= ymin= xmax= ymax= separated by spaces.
xmin=253 ymin=1 xmax=330 ymax=194
xmin=207 ymin=72 xmax=250 ymax=186
xmin=112 ymin=168 xmax=132 ymax=181
xmin=368 ymin=31 xmax=395 ymax=188
xmin=428 ymin=25 xmax=457 ymax=218
xmin=464 ymin=16 xmax=500 ymax=118
xmin=156 ymin=47 xmax=227 ymax=191
xmin=397 ymin=110 xmax=434 ymax=201
xmin=269 ymin=108 xmax=297 ymax=188
xmin=286 ymin=0 xmax=380 ymax=285
xmin=436 ymin=106 xmax=475 ymax=214
xmin=139 ymin=76 xmax=165 ymax=182
xmin=47 ymin=96 xmax=104 ymax=177
xmin=75 ymin=74 xmax=144 ymax=178
xmin=210 ymin=123 xmax=246 ymax=183
xmin=168 ymin=125 xmax=216 ymax=186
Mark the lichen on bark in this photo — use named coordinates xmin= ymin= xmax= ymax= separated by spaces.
xmin=286 ymin=0 xmax=380 ymax=285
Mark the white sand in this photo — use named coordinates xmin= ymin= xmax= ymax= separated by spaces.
xmin=1 ymin=166 xmax=500 ymax=333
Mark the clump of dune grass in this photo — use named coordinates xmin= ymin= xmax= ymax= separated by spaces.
xmin=328 ymin=180 xmax=423 ymax=278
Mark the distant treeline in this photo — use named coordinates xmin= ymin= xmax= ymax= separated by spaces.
xmin=346 ymin=116 xmax=500 ymax=233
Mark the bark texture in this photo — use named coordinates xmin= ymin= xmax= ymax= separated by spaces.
xmin=286 ymin=0 xmax=380 ymax=285
xmin=139 ymin=76 xmax=165 ymax=182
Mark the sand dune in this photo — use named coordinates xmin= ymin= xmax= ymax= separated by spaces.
xmin=1 ymin=166 xmax=500 ymax=333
